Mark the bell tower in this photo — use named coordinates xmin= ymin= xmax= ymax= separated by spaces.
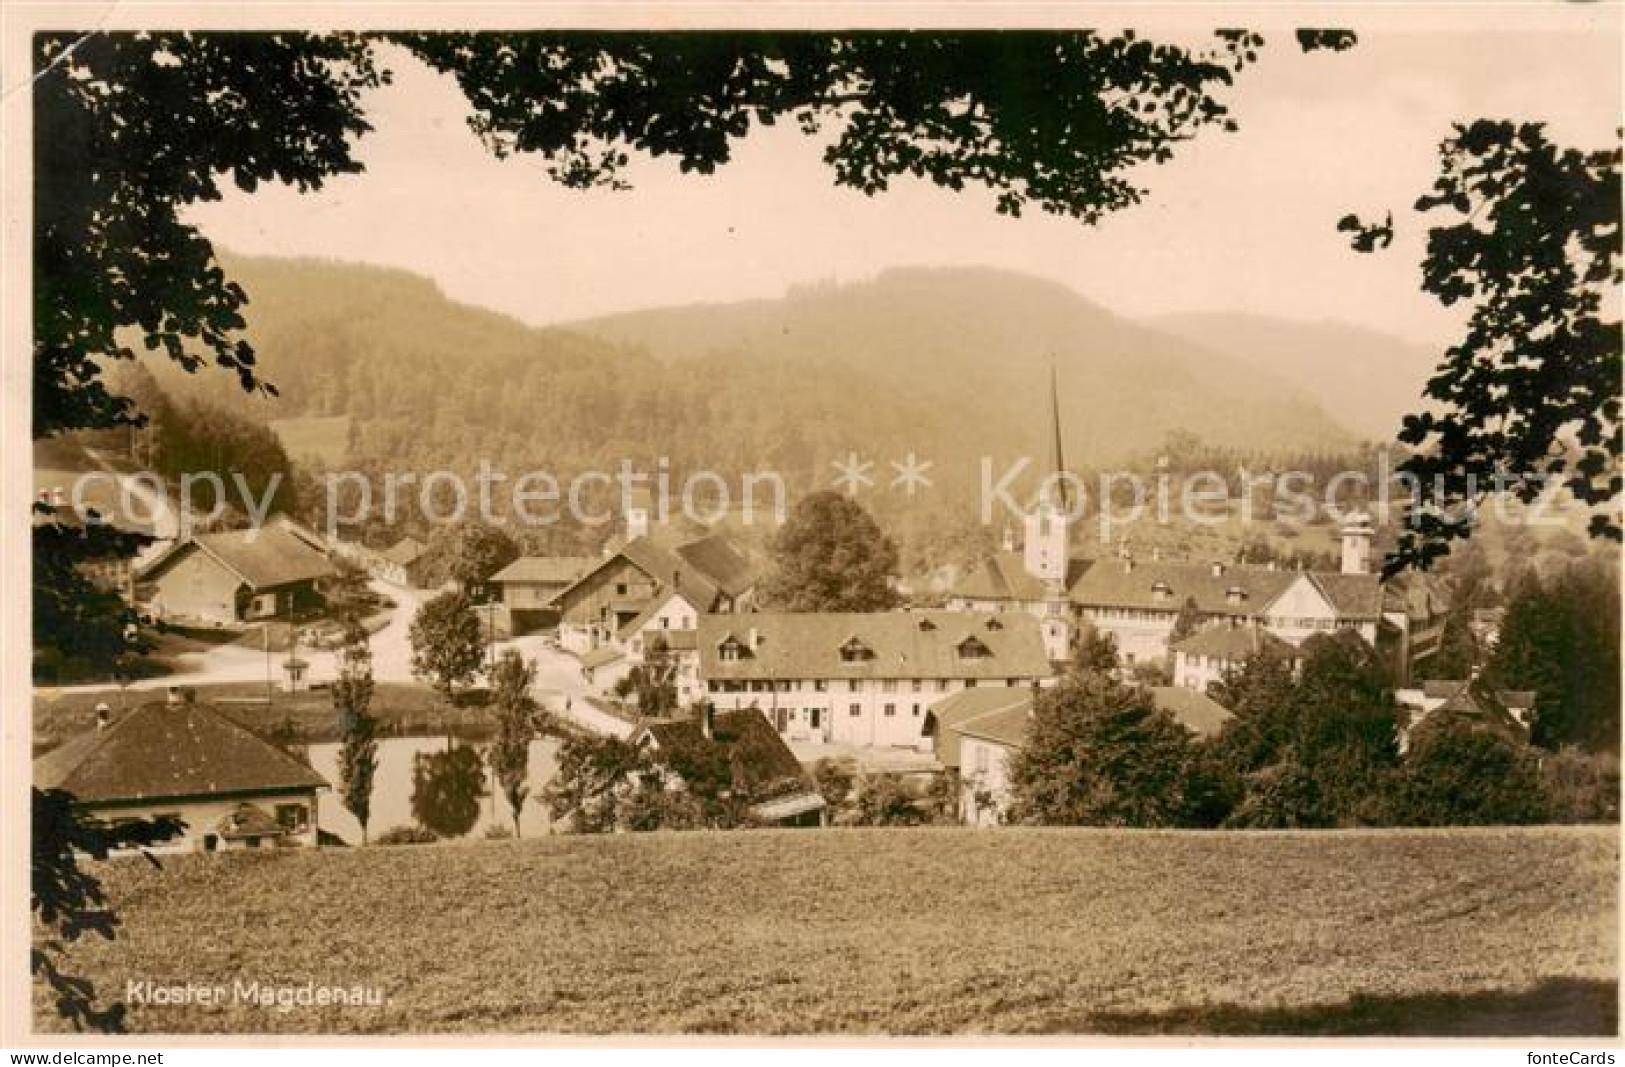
xmin=1022 ymin=363 xmax=1072 ymax=593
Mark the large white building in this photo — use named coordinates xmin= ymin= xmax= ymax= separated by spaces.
xmin=696 ymin=611 xmax=1054 ymax=750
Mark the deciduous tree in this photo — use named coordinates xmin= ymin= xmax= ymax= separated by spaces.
xmin=332 ymin=616 xmax=379 ymax=843
xmin=760 ymin=490 xmax=900 ymax=612
xmin=409 ymin=590 xmax=486 ymax=700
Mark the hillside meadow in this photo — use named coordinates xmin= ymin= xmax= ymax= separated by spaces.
xmin=36 ymin=826 xmax=1617 ymax=1036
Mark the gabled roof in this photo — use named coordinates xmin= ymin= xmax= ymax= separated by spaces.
xmin=490 ymin=555 xmax=592 ymax=585
xmin=34 ymin=699 xmax=328 ymax=804
xmin=1302 ymin=572 xmax=1386 ymax=618
xmin=139 ymin=524 xmax=336 ymax=590
xmin=951 ymin=551 xmax=1089 ymax=602
xmin=697 ymin=611 xmax=1052 ymax=681
xmin=1419 ymin=679 xmax=1536 ymax=710
xmin=1411 ymin=679 xmax=1531 ymax=741
xmin=931 ymin=687 xmax=1037 ymax=764
xmin=1170 ymin=626 xmax=1299 ymax=662
xmin=617 ymin=586 xmax=704 ymax=640
xmin=1148 ymin=687 xmax=1236 ymax=739
xmin=379 ymin=536 xmax=428 ymax=566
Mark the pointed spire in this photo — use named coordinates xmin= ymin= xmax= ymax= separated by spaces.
xmin=1045 ymin=358 xmax=1070 ymax=511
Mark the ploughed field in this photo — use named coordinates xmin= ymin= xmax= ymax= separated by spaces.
xmin=38 ymin=826 xmax=1617 ymax=1035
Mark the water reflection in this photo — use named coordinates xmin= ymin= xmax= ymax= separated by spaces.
xmin=308 ymin=735 xmax=561 ymax=844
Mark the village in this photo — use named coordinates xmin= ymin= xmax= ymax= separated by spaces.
xmin=34 ymin=374 xmax=1556 ymax=850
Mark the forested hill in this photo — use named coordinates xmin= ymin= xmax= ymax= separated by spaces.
xmin=134 ymin=255 xmax=1362 ymax=561
xmin=567 ymin=265 xmax=1358 ymax=460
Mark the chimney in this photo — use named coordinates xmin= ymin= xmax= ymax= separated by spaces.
xmin=166 ymin=686 xmax=182 ymax=707
xmin=672 ymin=568 xmax=682 ymax=591
xmin=1210 ymin=561 xmax=1225 ymax=578
xmin=1001 ymin=527 xmax=1016 ymax=553
xmin=748 ymin=626 xmax=761 ymax=650
xmin=1123 ymin=557 xmax=1135 ymax=574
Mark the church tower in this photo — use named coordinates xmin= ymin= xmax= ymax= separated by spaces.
xmin=1022 ymin=363 xmax=1072 ymax=594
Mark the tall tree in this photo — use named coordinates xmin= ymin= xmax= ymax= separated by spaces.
xmin=332 ymin=616 xmax=380 ymax=844
xmin=409 ymin=590 xmax=486 ymax=701
xmin=1489 ymin=559 xmax=1621 ymax=752
xmin=487 ymin=649 xmax=537 ymax=837
xmin=1169 ymin=595 xmax=1205 ymax=643
xmin=1391 ymin=720 xmax=1548 ymax=827
xmin=760 ymin=490 xmax=901 ymax=612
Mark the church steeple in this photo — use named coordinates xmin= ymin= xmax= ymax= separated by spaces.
xmin=1023 ymin=360 xmax=1072 ymax=593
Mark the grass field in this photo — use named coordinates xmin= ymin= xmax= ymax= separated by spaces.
xmin=36 ymin=826 xmax=1617 ymax=1036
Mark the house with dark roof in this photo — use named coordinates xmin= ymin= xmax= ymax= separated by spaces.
xmin=698 ymin=610 xmax=1053 ymax=750
xmin=137 ymin=521 xmax=337 ymax=626
xmin=551 ymin=532 xmax=754 ymax=654
xmin=939 ymin=683 xmax=1234 ymax=826
xmin=634 ymin=707 xmax=827 ymax=827
xmin=1170 ymin=625 xmax=1301 ymax=692
xmin=34 ymin=689 xmax=329 ymax=852
xmin=1395 ymin=678 xmax=1535 ymax=752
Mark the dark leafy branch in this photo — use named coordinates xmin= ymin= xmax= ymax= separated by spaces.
xmin=1340 ymin=121 xmax=1621 ymax=574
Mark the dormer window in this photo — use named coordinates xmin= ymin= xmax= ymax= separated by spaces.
xmin=1226 ymin=586 xmax=1247 ymax=605
xmin=957 ymin=636 xmax=991 ymax=660
xmin=717 ymin=636 xmax=749 ymax=663
xmin=839 ymin=637 xmax=875 ymax=663
xmin=986 ymin=617 xmax=1004 ymax=631
xmin=916 ymin=617 xmax=937 ymax=632
xmin=1151 ymin=581 xmax=1173 ymax=603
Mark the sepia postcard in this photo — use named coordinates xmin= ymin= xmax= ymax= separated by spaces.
xmin=2 ymin=1 xmax=1620 ymax=1052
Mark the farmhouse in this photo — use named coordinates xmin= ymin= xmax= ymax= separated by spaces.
xmin=552 ymin=532 xmax=754 ymax=654
xmin=697 ymin=611 xmax=1053 ymax=750
xmin=375 ymin=535 xmax=433 ymax=588
xmin=33 ymin=689 xmax=328 ymax=853
xmin=489 ymin=555 xmax=592 ymax=633
xmin=138 ymin=521 xmax=336 ymax=626
xmin=635 ymin=706 xmax=827 ymax=827
xmin=943 ymin=685 xmax=1234 ymax=826
xmin=1169 ymin=625 xmax=1301 ymax=692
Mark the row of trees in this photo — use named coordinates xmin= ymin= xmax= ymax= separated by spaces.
xmin=1004 ymin=631 xmax=1617 ymax=830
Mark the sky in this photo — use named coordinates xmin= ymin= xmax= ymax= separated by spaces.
xmin=185 ymin=14 xmax=1621 ymax=350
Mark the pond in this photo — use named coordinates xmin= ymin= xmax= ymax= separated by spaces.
xmin=306 ymin=734 xmax=562 ymax=844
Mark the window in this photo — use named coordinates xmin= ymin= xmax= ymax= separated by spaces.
xmin=616 ymin=583 xmax=628 ymax=596
xmin=839 ymin=638 xmax=875 ymax=663
xmin=813 ymin=680 xmax=827 ymax=692
xmin=849 ymin=703 xmax=861 ymax=717
xmin=884 ymin=703 xmax=896 ymax=717
xmin=275 ymin=803 xmax=309 ymax=833
xmin=964 ymin=679 xmax=978 ymax=688
xmin=957 ymin=636 xmax=991 ymax=659
xmin=912 ymin=704 xmax=921 ymax=716
xmin=882 ymin=679 xmax=898 ymax=694
xmin=974 ymin=746 xmax=990 ymax=774
xmin=848 ymin=679 xmax=861 ymax=693
xmin=911 ymin=679 xmax=922 ymax=693
xmin=937 ymin=679 xmax=950 ymax=692
xmin=986 ymin=617 xmax=1004 ymax=631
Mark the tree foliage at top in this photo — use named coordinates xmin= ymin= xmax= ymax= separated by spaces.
xmin=34 ymin=32 xmax=388 ymax=437
xmin=1342 ymin=120 xmax=1622 ymax=573
xmin=760 ymin=490 xmax=901 ymax=612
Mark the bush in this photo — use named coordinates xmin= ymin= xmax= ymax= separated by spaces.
xmin=1541 ymin=747 xmax=1620 ymax=824
xmin=375 ymin=825 xmax=439 ymax=846
xmin=482 ymin=823 xmax=514 ymax=841
xmin=1391 ymin=722 xmax=1548 ymax=826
